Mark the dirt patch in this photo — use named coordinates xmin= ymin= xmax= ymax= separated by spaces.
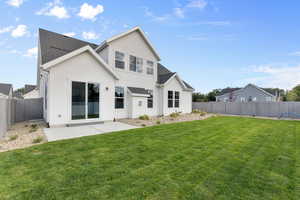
xmin=0 ymin=120 xmax=47 ymax=153
xmin=118 ymin=113 xmax=215 ymax=127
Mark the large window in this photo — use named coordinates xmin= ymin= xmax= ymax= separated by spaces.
xmin=168 ymin=91 xmax=173 ymax=108
xmin=130 ymin=55 xmax=143 ymax=73
xmin=115 ymin=87 xmax=125 ymax=109
xmin=72 ymin=81 xmax=99 ymax=120
xmin=175 ymin=91 xmax=180 ymax=108
xmin=146 ymin=60 xmax=154 ymax=75
xmin=147 ymin=90 xmax=153 ymax=108
xmin=115 ymin=51 xmax=125 ymax=69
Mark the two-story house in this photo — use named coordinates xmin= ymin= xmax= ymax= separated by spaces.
xmin=37 ymin=27 xmax=194 ymax=127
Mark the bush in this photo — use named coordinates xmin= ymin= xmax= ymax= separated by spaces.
xmin=30 ymin=124 xmax=37 ymax=129
xmin=9 ymin=135 xmax=18 ymax=141
xmin=141 ymin=124 xmax=146 ymax=127
xmin=32 ymin=136 xmax=43 ymax=144
xmin=170 ymin=112 xmax=180 ymax=118
xmin=200 ymin=111 xmax=207 ymax=116
xmin=29 ymin=124 xmax=38 ymax=133
xmin=156 ymin=120 xmax=161 ymax=125
xmin=192 ymin=109 xmax=202 ymax=114
xmin=139 ymin=115 xmax=150 ymax=120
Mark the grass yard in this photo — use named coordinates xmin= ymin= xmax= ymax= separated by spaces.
xmin=0 ymin=116 xmax=299 ymax=200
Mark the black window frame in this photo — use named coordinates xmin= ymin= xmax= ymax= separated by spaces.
xmin=115 ymin=86 xmax=125 ymax=109
xmin=147 ymin=90 xmax=153 ymax=108
xmin=115 ymin=51 xmax=125 ymax=69
xmin=168 ymin=91 xmax=173 ymax=108
xmin=175 ymin=91 xmax=180 ymax=108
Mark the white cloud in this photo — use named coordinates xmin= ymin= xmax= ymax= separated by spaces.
xmin=24 ymin=47 xmax=38 ymax=57
xmin=6 ymin=0 xmax=23 ymax=7
xmin=144 ymin=7 xmax=170 ymax=22
xmin=82 ymin=31 xmax=99 ymax=40
xmin=36 ymin=0 xmax=69 ymax=19
xmin=0 ymin=26 xmax=14 ymax=34
xmin=246 ymin=64 xmax=300 ymax=89
xmin=289 ymin=51 xmax=300 ymax=56
xmin=187 ymin=0 xmax=208 ymax=9
xmin=11 ymin=25 xmax=28 ymax=38
xmin=63 ymin=32 xmax=76 ymax=37
xmin=78 ymin=3 xmax=104 ymax=21
xmin=173 ymin=7 xmax=185 ymax=18
xmin=195 ymin=21 xmax=232 ymax=26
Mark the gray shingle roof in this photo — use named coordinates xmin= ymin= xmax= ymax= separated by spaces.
xmin=157 ymin=63 xmax=194 ymax=90
xmin=0 ymin=83 xmax=12 ymax=96
xmin=39 ymin=28 xmax=98 ymax=64
xmin=24 ymin=84 xmax=36 ymax=94
xmin=127 ymin=87 xmax=149 ymax=95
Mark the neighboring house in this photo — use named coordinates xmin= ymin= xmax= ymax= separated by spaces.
xmin=216 ymin=84 xmax=277 ymax=102
xmin=23 ymin=84 xmax=39 ymax=99
xmin=0 ymin=83 xmax=13 ymax=99
xmin=13 ymin=91 xmax=24 ymax=99
xmin=37 ymin=27 xmax=194 ymax=127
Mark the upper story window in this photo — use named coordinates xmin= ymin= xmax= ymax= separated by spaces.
xmin=146 ymin=60 xmax=154 ymax=75
xmin=147 ymin=90 xmax=153 ymax=108
xmin=115 ymin=87 xmax=125 ymax=109
xmin=168 ymin=91 xmax=173 ymax=108
xmin=175 ymin=91 xmax=180 ymax=108
xmin=115 ymin=51 xmax=125 ymax=69
xmin=130 ymin=55 xmax=143 ymax=73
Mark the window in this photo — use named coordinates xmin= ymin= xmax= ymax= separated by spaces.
xmin=253 ymin=97 xmax=257 ymax=102
xmin=168 ymin=91 xmax=173 ymax=108
xmin=248 ymin=96 xmax=253 ymax=102
xmin=147 ymin=90 xmax=153 ymax=108
xmin=146 ymin=60 xmax=154 ymax=75
xmin=115 ymin=51 xmax=125 ymax=69
xmin=115 ymin=87 xmax=125 ymax=109
xmin=175 ymin=91 xmax=180 ymax=108
xmin=240 ymin=97 xmax=246 ymax=102
xmin=266 ymin=97 xmax=272 ymax=101
xmin=130 ymin=55 xmax=143 ymax=72
xmin=72 ymin=81 xmax=100 ymax=120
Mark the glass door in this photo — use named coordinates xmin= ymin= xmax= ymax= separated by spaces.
xmin=72 ymin=81 xmax=100 ymax=120
xmin=88 ymin=83 xmax=99 ymax=119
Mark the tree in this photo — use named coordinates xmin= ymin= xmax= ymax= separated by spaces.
xmin=207 ymin=89 xmax=221 ymax=101
xmin=192 ymin=92 xmax=208 ymax=102
xmin=287 ymin=85 xmax=300 ymax=101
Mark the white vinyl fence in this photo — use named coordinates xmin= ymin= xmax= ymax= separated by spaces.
xmin=0 ymin=98 xmax=43 ymax=138
xmin=193 ymin=102 xmax=300 ymax=119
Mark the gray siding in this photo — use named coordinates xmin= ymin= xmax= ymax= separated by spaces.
xmin=216 ymin=85 xmax=276 ymax=102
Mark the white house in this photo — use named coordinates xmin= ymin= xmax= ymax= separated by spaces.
xmin=23 ymin=84 xmax=40 ymax=99
xmin=0 ymin=83 xmax=13 ymax=99
xmin=216 ymin=84 xmax=277 ymax=102
xmin=37 ymin=27 xmax=194 ymax=127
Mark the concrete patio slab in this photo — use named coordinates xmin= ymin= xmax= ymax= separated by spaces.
xmin=44 ymin=122 xmax=138 ymax=142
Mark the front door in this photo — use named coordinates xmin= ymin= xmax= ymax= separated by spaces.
xmin=72 ymin=81 xmax=100 ymax=120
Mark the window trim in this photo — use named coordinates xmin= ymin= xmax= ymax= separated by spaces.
xmin=115 ymin=51 xmax=125 ymax=69
xmin=168 ymin=90 xmax=173 ymax=108
xmin=130 ymin=55 xmax=143 ymax=73
xmin=115 ymin=86 xmax=125 ymax=109
xmin=147 ymin=89 xmax=153 ymax=108
xmin=146 ymin=60 xmax=154 ymax=75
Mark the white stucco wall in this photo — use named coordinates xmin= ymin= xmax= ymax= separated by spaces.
xmin=47 ymin=52 xmax=116 ymax=126
xmin=162 ymin=77 xmax=192 ymax=116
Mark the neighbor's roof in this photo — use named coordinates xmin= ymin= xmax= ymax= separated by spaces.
xmin=218 ymin=88 xmax=241 ymax=96
xmin=127 ymin=87 xmax=150 ymax=95
xmin=39 ymin=28 xmax=98 ymax=64
xmin=157 ymin=64 xmax=194 ymax=90
xmin=0 ymin=83 xmax=12 ymax=96
xmin=24 ymin=84 xmax=36 ymax=94
xmin=216 ymin=84 xmax=276 ymax=97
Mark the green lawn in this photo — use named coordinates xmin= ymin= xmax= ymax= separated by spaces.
xmin=0 ymin=116 xmax=299 ymax=200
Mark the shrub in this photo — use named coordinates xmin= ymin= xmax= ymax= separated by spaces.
xmin=156 ymin=120 xmax=161 ymax=125
xmin=29 ymin=124 xmax=38 ymax=133
xmin=30 ymin=124 xmax=37 ymax=129
xmin=200 ymin=111 xmax=207 ymax=116
xmin=139 ymin=115 xmax=150 ymax=120
xmin=32 ymin=136 xmax=43 ymax=144
xmin=192 ymin=109 xmax=202 ymax=114
xmin=170 ymin=112 xmax=180 ymax=118
xmin=141 ymin=124 xmax=146 ymax=127
xmin=9 ymin=135 xmax=18 ymax=141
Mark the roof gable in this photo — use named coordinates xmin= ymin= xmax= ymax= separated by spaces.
xmin=0 ymin=83 xmax=12 ymax=96
xmin=102 ymin=27 xmax=161 ymax=61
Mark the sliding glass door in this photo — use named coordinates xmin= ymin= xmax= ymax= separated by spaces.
xmin=72 ymin=81 xmax=100 ymax=120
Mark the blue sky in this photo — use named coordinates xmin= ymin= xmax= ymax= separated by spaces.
xmin=1 ymin=0 xmax=300 ymax=93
